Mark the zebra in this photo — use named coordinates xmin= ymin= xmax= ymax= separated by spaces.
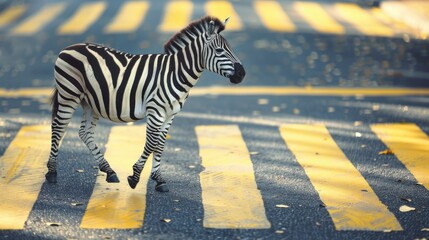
xmin=45 ymin=16 xmax=245 ymax=192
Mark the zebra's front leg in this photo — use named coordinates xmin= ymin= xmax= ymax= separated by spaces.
xmin=127 ymin=124 xmax=160 ymax=189
xmin=150 ymin=117 xmax=174 ymax=192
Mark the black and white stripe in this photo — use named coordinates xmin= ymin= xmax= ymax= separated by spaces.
xmin=45 ymin=16 xmax=245 ymax=192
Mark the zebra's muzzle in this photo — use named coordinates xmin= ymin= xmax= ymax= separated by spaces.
xmin=229 ymin=63 xmax=245 ymax=84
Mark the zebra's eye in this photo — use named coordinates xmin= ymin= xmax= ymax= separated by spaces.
xmin=215 ymin=48 xmax=224 ymax=54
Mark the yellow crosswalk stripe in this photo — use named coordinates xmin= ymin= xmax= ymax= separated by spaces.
xmin=58 ymin=2 xmax=106 ymax=35
xmin=279 ymin=124 xmax=402 ymax=231
xmin=205 ymin=1 xmax=242 ymax=31
xmin=10 ymin=3 xmax=65 ymax=35
xmin=0 ymin=5 xmax=27 ymax=28
xmin=195 ymin=125 xmax=271 ymax=229
xmin=159 ymin=0 xmax=193 ymax=32
xmin=104 ymin=1 xmax=149 ymax=33
xmin=371 ymin=123 xmax=429 ymax=190
xmin=80 ymin=125 xmax=152 ymax=229
xmin=370 ymin=8 xmax=411 ymax=32
xmin=254 ymin=1 xmax=295 ymax=32
xmin=294 ymin=1 xmax=344 ymax=34
xmin=334 ymin=3 xmax=393 ymax=37
xmin=0 ymin=125 xmax=51 ymax=229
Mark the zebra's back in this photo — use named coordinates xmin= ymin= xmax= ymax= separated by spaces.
xmin=55 ymin=43 xmax=172 ymax=122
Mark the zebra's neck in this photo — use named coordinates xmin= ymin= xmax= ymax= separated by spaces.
xmin=170 ymin=36 xmax=205 ymax=89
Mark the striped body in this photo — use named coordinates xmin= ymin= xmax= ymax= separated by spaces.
xmin=56 ymin=43 xmax=194 ymax=123
xmin=45 ymin=16 xmax=245 ymax=192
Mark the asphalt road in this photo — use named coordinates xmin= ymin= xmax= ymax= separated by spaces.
xmin=1 ymin=0 xmax=429 ymax=239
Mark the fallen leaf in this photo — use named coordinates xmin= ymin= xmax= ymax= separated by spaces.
xmin=258 ymin=98 xmax=269 ymax=105
xmin=354 ymin=121 xmax=363 ymax=126
xmin=46 ymin=222 xmax=61 ymax=227
xmin=272 ymin=106 xmax=280 ymax=112
xmin=71 ymin=202 xmax=83 ymax=206
xmin=379 ymin=149 xmax=393 ymax=155
xmin=275 ymin=204 xmax=290 ymax=208
xmin=372 ymin=105 xmax=380 ymax=111
xmin=160 ymin=218 xmax=172 ymax=223
xmin=399 ymin=205 xmax=415 ymax=212
xmin=293 ymin=108 xmax=300 ymax=114
xmin=400 ymin=197 xmax=412 ymax=203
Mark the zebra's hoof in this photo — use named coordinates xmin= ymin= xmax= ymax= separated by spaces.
xmin=155 ymin=182 xmax=169 ymax=192
xmin=45 ymin=171 xmax=57 ymax=183
xmin=128 ymin=176 xmax=138 ymax=189
xmin=106 ymin=172 xmax=120 ymax=183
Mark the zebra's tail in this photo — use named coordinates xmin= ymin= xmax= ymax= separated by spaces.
xmin=50 ymin=87 xmax=59 ymax=121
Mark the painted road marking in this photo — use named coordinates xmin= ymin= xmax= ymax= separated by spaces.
xmin=254 ymin=1 xmax=295 ymax=32
xmin=294 ymin=2 xmax=344 ymax=34
xmin=3 ymin=87 xmax=429 ymax=99
xmin=279 ymin=124 xmax=402 ymax=231
xmin=159 ymin=0 xmax=193 ymax=32
xmin=2 ymin=1 xmax=415 ymax=37
xmin=0 ymin=5 xmax=27 ymax=28
xmin=195 ymin=125 xmax=270 ymax=229
xmin=10 ymin=3 xmax=65 ymax=35
xmin=104 ymin=1 xmax=149 ymax=33
xmin=371 ymin=123 xmax=429 ymax=190
xmin=0 ymin=125 xmax=51 ymax=229
xmin=205 ymin=1 xmax=242 ymax=31
xmin=80 ymin=125 xmax=152 ymax=229
xmin=58 ymin=2 xmax=106 ymax=35
xmin=334 ymin=3 xmax=393 ymax=37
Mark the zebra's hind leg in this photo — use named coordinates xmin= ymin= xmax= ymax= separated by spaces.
xmin=150 ymin=117 xmax=175 ymax=192
xmin=79 ymin=101 xmax=119 ymax=183
xmin=46 ymin=89 xmax=79 ymax=183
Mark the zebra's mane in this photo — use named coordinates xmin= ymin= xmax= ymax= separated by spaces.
xmin=164 ymin=16 xmax=225 ymax=54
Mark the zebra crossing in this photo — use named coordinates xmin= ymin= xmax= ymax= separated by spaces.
xmin=0 ymin=122 xmax=428 ymax=231
xmin=0 ymin=0 xmax=416 ymax=37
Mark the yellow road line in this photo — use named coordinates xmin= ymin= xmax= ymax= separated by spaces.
xmin=0 ymin=5 xmax=27 ymax=28
xmin=10 ymin=3 xmax=65 ymax=35
xmin=334 ymin=3 xmax=393 ymax=37
xmin=205 ymin=1 xmax=242 ymax=31
xmin=0 ymin=125 xmax=51 ymax=229
xmin=80 ymin=125 xmax=152 ymax=229
xmin=294 ymin=2 xmax=344 ymax=34
xmin=370 ymin=8 xmax=410 ymax=32
xmin=190 ymin=86 xmax=429 ymax=96
xmin=104 ymin=1 xmax=149 ymax=33
xmin=2 ymin=87 xmax=429 ymax=99
xmin=254 ymin=1 xmax=295 ymax=32
xmin=58 ymin=2 xmax=106 ymax=35
xmin=279 ymin=124 xmax=402 ymax=231
xmin=159 ymin=0 xmax=193 ymax=32
xmin=195 ymin=125 xmax=270 ymax=229
xmin=371 ymin=123 xmax=429 ymax=190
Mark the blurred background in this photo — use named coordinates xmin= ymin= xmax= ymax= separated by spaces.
xmin=0 ymin=0 xmax=428 ymax=90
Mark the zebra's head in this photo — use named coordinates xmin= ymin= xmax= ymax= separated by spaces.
xmin=203 ymin=17 xmax=245 ymax=84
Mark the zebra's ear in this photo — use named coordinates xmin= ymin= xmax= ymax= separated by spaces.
xmin=208 ymin=20 xmax=216 ymax=36
xmin=224 ymin=17 xmax=230 ymax=26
